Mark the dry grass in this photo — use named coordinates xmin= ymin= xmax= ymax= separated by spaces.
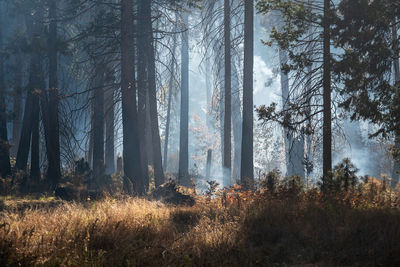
xmin=1 ymin=180 xmax=400 ymax=266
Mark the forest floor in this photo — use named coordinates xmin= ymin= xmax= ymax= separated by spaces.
xmin=1 ymin=179 xmax=400 ymax=266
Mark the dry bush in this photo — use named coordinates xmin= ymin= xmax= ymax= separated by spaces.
xmin=0 ymin=178 xmax=400 ymax=266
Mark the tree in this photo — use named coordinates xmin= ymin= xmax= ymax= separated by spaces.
xmin=137 ymin=0 xmax=150 ymax=190
xmin=256 ymin=0 xmax=335 ymax=181
xmin=232 ymin=60 xmax=242 ymax=182
xmin=121 ymin=0 xmax=144 ymax=194
xmin=259 ymin=12 xmax=305 ymax=178
xmin=330 ymin=0 xmax=400 ymax=185
xmin=140 ymin=0 xmax=165 ymax=187
xmin=322 ymin=0 xmax=332 ymax=180
xmin=105 ymin=82 xmax=115 ymax=175
xmin=199 ymin=0 xmax=244 ymax=184
xmin=178 ymin=10 xmax=190 ymax=186
xmin=240 ymin=0 xmax=254 ymax=183
xmin=10 ymin=37 xmax=23 ymax=158
xmin=15 ymin=5 xmax=45 ymax=185
xmin=0 ymin=5 xmax=11 ymax=177
xmin=91 ymin=2 xmax=106 ymax=185
xmin=163 ymin=21 xmax=178 ymax=172
xmin=45 ymin=0 xmax=61 ymax=188
xmin=223 ymin=0 xmax=232 ymax=184
xmin=392 ymin=22 xmax=400 ymax=186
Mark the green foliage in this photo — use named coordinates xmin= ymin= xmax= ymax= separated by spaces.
xmin=258 ymin=169 xmax=304 ymax=197
xmin=331 ymin=0 xmax=400 ymax=136
xmin=256 ymin=0 xmax=319 ymax=69
xmin=255 ymin=0 xmax=326 ymax=132
xmin=259 ymin=169 xmax=280 ymax=193
xmin=320 ymin=158 xmax=359 ymax=193
xmin=280 ymin=175 xmax=304 ymax=194
xmin=256 ymin=0 xmax=400 ymax=140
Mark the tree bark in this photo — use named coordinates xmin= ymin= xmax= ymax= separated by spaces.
xmin=137 ymin=0 xmax=165 ymax=187
xmin=305 ymin=64 xmax=313 ymax=180
xmin=279 ymin=49 xmax=293 ymax=175
xmin=146 ymin=6 xmax=165 ymax=187
xmin=91 ymin=1 xmax=106 ymax=187
xmin=219 ymin=58 xmax=224 ymax=166
xmin=137 ymin=0 xmax=150 ymax=190
xmin=0 ymin=11 xmax=11 ymax=177
xmin=223 ymin=0 xmax=232 ymax=185
xmin=11 ymin=53 xmax=22 ymax=158
xmin=232 ymin=62 xmax=242 ymax=183
xmin=29 ymin=7 xmax=46 ymax=184
xmin=163 ymin=32 xmax=177 ymax=172
xmin=178 ymin=11 xmax=189 ymax=186
xmin=16 ymin=8 xmax=44 ymax=184
xmin=280 ymin=49 xmax=305 ymax=178
xmin=46 ymin=0 xmax=61 ymax=188
xmin=15 ymin=92 xmax=33 ymax=171
xmin=121 ymin=0 xmax=144 ymax=194
xmin=92 ymin=65 xmax=105 ymax=184
xmin=392 ymin=23 xmax=400 ymax=187
xmin=322 ymin=0 xmax=332 ymax=181
xmin=30 ymin=92 xmax=40 ymax=182
xmin=145 ymin=97 xmax=153 ymax=168
xmin=240 ymin=0 xmax=254 ymax=183
xmin=205 ymin=57 xmax=212 ymax=134
xmin=105 ymin=85 xmax=115 ymax=175
xmin=206 ymin=149 xmax=212 ymax=181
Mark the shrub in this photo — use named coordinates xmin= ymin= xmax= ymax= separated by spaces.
xmin=320 ymin=158 xmax=359 ymax=193
xmin=259 ymin=169 xmax=280 ymax=193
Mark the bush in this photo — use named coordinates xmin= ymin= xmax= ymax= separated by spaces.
xmin=320 ymin=158 xmax=359 ymax=193
xmin=259 ymin=169 xmax=280 ymax=193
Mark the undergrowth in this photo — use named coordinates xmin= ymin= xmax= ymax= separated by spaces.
xmin=1 ymin=167 xmax=400 ymax=266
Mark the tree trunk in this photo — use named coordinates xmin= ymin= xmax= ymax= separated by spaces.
xmin=178 ymin=11 xmax=189 ymax=186
xmin=30 ymin=93 xmax=40 ymax=182
xmin=137 ymin=0 xmax=149 ymax=190
xmin=0 ymin=12 xmax=11 ymax=177
xmin=92 ymin=65 xmax=105 ymax=185
xmin=240 ymin=0 xmax=254 ymax=183
xmin=232 ymin=62 xmax=242 ymax=183
xmin=206 ymin=149 xmax=212 ymax=181
xmin=223 ymin=0 xmax=232 ymax=186
xmin=322 ymin=0 xmax=332 ymax=181
xmin=219 ymin=58 xmax=224 ymax=166
xmin=16 ymin=8 xmax=44 ymax=183
xmin=91 ymin=1 xmax=106 ymax=187
xmin=46 ymin=0 xmax=61 ymax=188
xmin=121 ymin=0 xmax=144 ymax=195
xmin=105 ymin=85 xmax=115 ymax=175
xmin=279 ymin=49 xmax=305 ymax=178
xmin=163 ymin=32 xmax=177 ymax=172
xmin=137 ymin=0 xmax=164 ymax=186
xmin=392 ymin=23 xmax=400 ymax=187
xmin=144 ymin=0 xmax=165 ymax=187
xmin=305 ymin=64 xmax=313 ymax=181
xmin=87 ymin=117 xmax=93 ymax=168
xmin=279 ymin=49 xmax=293 ymax=175
xmin=29 ymin=7 xmax=46 ymax=184
xmin=205 ymin=57 xmax=212 ymax=133
xmin=145 ymin=98 xmax=153 ymax=168
xmin=15 ymin=92 xmax=33 ymax=171
xmin=11 ymin=54 xmax=22 ymax=158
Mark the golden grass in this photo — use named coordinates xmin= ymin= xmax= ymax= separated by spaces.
xmin=0 ymin=197 xmax=242 ymax=266
xmin=1 ymin=183 xmax=400 ymax=266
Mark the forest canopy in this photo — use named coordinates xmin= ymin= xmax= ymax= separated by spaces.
xmin=0 ymin=0 xmax=400 ymax=266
